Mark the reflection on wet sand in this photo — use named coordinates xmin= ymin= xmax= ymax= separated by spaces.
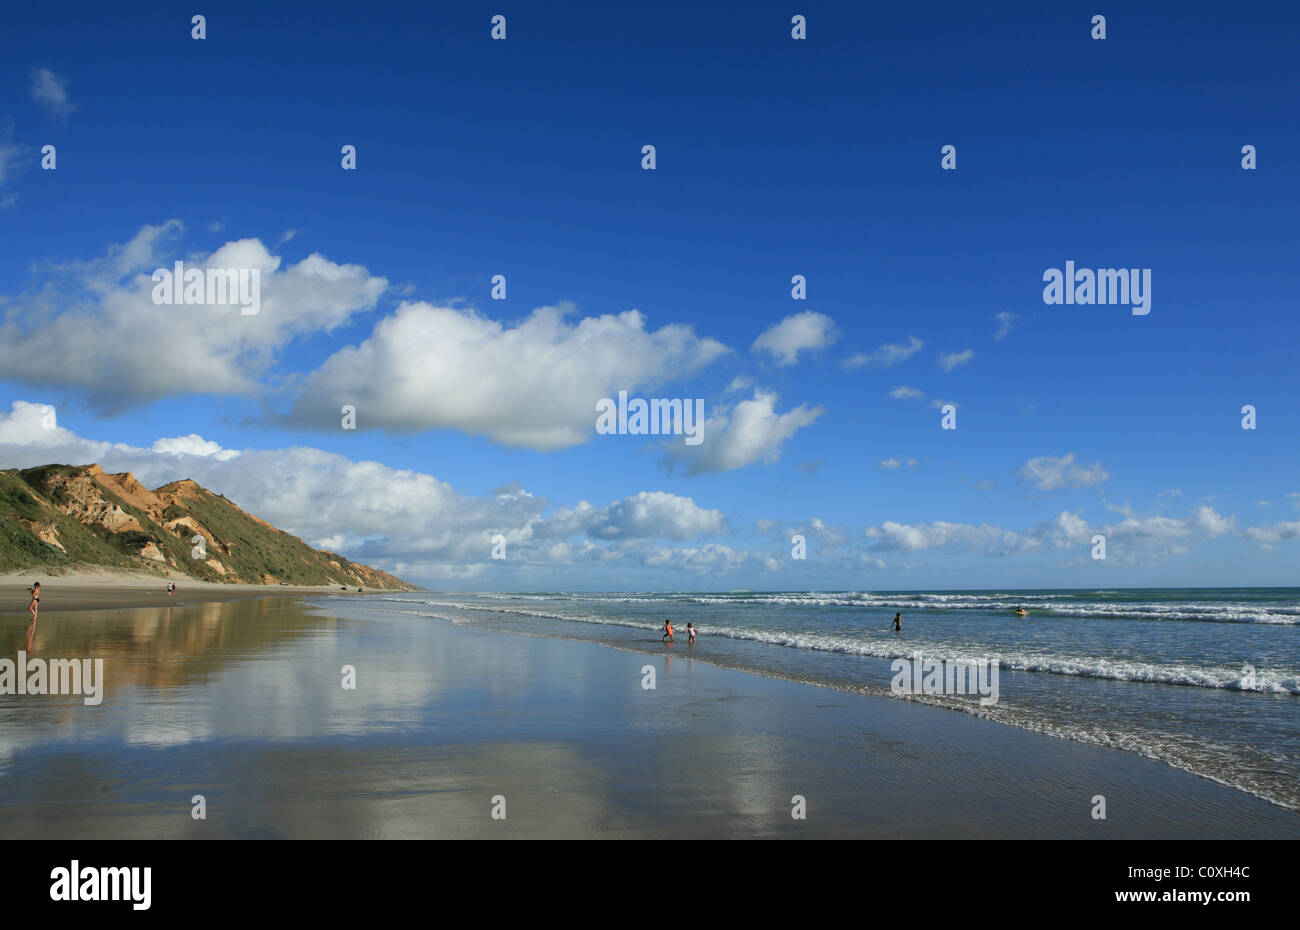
xmin=7 ymin=598 xmax=329 ymax=690
xmin=1 ymin=597 xmax=1297 ymax=839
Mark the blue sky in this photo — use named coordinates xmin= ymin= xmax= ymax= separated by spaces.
xmin=1 ymin=0 xmax=1297 ymax=589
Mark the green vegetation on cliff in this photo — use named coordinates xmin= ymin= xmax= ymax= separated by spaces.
xmin=0 ymin=464 xmax=417 ymax=590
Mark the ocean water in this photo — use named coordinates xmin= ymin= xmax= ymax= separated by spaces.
xmin=355 ymin=588 xmax=1300 ymax=811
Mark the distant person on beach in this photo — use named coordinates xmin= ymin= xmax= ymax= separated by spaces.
xmin=890 ymin=612 xmax=901 ymax=632
xmin=1014 ymin=605 xmax=1027 ymax=616
xmin=28 ymin=582 xmax=40 ymax=620
xmin=662 ymin=620 xmax=674 ymax=642
xmin=687 ymin=622 xmax=696 ymax=645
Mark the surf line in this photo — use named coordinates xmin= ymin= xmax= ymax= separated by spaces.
xmin=891 ymin=653 xmax=999 ymax=706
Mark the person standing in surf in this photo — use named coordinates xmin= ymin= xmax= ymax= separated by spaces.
xmin=662 ymin=620 xmax=674 ymax=643
xmin=687 ymin=622 xmax=696 ymax=645
xmin=890 ymin=612 xmax=901 ymax=632
xmin=28 ymin=582 xmax=40 ymax=620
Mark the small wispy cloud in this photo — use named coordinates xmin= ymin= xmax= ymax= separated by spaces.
xmin=0 ymin=139 xmax=21 ymax=187
xmin=889 ymin=385 xmax=924 ymax=400
xmin=993 ymin=311 xmax=1019 ymax=340
xmin=938 ymin=349 xmax=974 ymax=372
xmin=0 ymin=141 xmax=19 ymax=186
xmin=0 ymin=127 xmax=24 ymax=209
xmin=1104 ymin=499 xmax=1135 ymax=517
xmin=1018 ymin=453 xmax=1109 ymax=491
xmin=843 ymin=336 xmax=923 ymax=370
xmin=30 ymin=67 xmax=75 ymax=121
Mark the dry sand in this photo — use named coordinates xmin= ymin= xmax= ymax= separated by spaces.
xmin=0 ymin=567 xmax=380 ymax=616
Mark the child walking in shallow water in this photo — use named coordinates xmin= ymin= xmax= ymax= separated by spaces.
xmin=687 ymin=622 xmax=696 ymax=645
xmin=662 ymin=620 xmax=674 ymax=642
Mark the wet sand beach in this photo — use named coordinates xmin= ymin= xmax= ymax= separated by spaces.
xmin=0 ymin=595 xmax=1295 ymax=839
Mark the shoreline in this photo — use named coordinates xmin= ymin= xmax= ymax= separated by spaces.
xmin=334 ymin=597 xmax=1300 ymax=815
xmin=444 ymin=618 xmax=1300 ymax=813
xmin=2 ymin=591 xmax=1295 ymax=837
xmin=307 ymin=599 xmax=1300 ymax=837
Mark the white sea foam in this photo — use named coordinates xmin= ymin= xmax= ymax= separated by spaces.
xmin=556 ymin=591 xmax=1300 ymax=624
xmin=377 ymin=596 xmax=1300 ymax=695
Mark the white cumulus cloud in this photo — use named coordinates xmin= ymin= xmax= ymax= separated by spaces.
xmin=1243 ymin=521 xmax=1300 ymax=545
xmin=663 ymin=390 xmax=823 ymax=475
xmin=150 ymin=434 xmax=241 ymax=460
xmin=544 ymin=491 xmax=726 ymax=541
xmin=288 ymin=301 xmax=727 ymax=451
xmin=0 ymin=223 xmax=387 ymax=410
xmin=866 ymin=520 xmax=1030 ymax=556
xmin=0 ymin=401 xmax=748 ymax=584
xmin=751 ymin=311 xmax=838 ymax=365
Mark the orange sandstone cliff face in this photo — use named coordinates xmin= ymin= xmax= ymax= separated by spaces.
xmin=0 ymin=464 xmax=418 ymax=590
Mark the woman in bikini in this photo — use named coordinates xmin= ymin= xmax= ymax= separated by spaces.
xmin=28 ymin=582 xmax=40 ymax=620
